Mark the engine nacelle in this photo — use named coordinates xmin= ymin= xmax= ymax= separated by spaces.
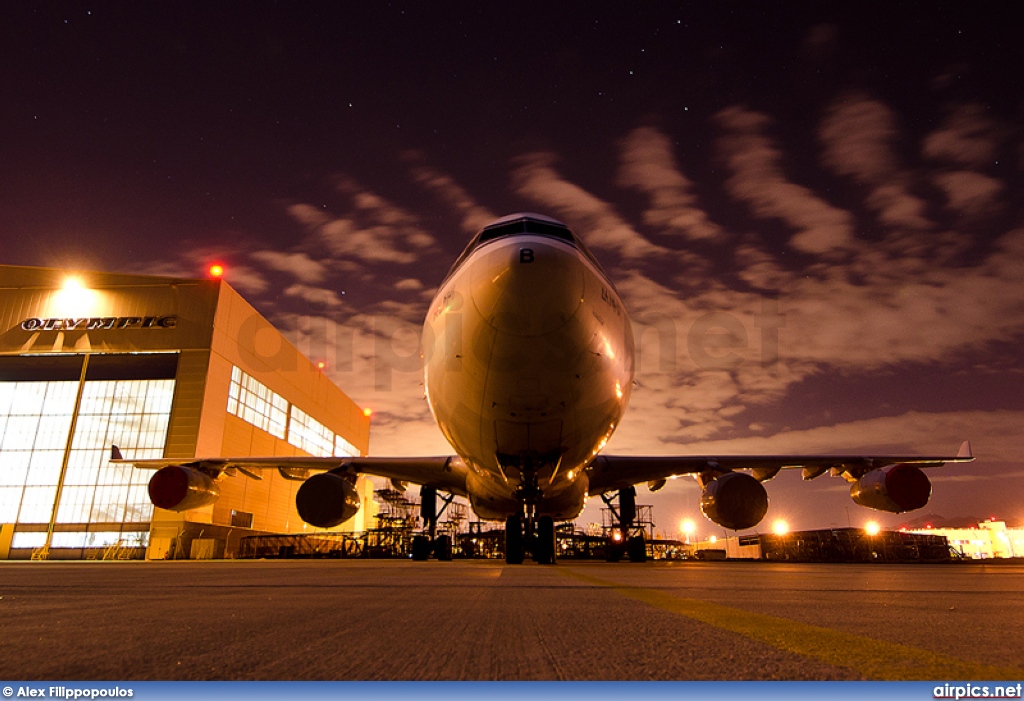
xmin=148 ymin=465 xmax=221 ymax=511
xmin=296 ymin=472 xmax=361 ymax=528
xmin=700 ymin=472 xmax=769 ymax=530
xmin=850 ymin=464 xmax=931 ymax=513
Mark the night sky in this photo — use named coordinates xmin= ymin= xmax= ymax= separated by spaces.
xmin=3 ymin=3 xmax=1023 ymax=534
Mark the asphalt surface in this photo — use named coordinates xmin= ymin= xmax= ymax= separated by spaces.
xmin=1 ymin=559 xmax=1022 ymax=681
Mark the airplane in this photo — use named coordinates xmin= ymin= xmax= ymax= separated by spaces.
xmin=112 ymin=212 xmax=975 ymax=564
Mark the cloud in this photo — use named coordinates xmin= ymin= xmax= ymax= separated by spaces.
xmin=510 ymin=151 xmax=670 ymax=260
xmin=616 ymin=126 xmax=725 ymax=241
xmin=923 ymin=103 xmax=1004 ymax=168
xmin=404 ymin=154 xmax=497 ymax=235
xmin=714 ymin=106 xmax=855 ymax=255
xmin=818 ymin=93 xmax=931 ymax=230
xmin=932 ymin=170 xmax=1005 ymax=218
xmin=286 ymin=179 xmax=440 ymax=266
xmin=667 ymin=410 xmax=969 ymax=454
xmin=283 ymin=283 xmax=346 ymax=308
xmin=250 ymin=251 xmax=328 ymax=284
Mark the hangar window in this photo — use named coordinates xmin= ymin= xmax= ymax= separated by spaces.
xmin=227 ymin=367 xmax=287 ymax=439
xmin=335 ymin=434 xmax=360 ymax=458
xmin=57 ymin=378 xmax=174 ymax=524
xmin=0 ymin=354 xmax=176 ymax=528
xmin=287 ymin=406 xmax=334 ymax=458
xmin=11 ymin=532 xmax=46 ymax=549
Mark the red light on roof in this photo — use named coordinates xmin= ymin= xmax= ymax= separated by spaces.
xmin=208 ymin=264 xmax=224 ymax=278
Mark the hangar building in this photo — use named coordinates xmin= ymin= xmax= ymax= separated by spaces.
xmin=0 ymin=265 xmax=372 ymax=560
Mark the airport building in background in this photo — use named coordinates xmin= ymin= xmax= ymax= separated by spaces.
xmin=910 ymin=520 xmax=1024 ymax=559
xmin=0 ymin=265 xmax=372 ymax=560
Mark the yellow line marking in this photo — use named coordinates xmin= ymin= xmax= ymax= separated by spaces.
xmin=561 ymin=567 xmax=1022 ymax=680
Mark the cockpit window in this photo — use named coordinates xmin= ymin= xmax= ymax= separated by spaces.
xmin=478 ymin=218 xmax=576 ymax=244
xmin=442 ymin=215 xmax=605 ymax=285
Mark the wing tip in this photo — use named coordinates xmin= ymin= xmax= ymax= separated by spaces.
xmin=957 ymin=440 xmax=973 ymax=459
xmin=110 ymin=444 xmax=123 ymax=461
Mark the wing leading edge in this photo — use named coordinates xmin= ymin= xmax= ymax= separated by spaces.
xmin=110 ymin=446 xmax=469 ymax=496
xmin=587 ymin=440 xmax=974 ymax=494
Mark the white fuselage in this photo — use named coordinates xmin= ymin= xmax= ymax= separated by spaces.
xmin=423 ymin=231 xmax=634 ymax=520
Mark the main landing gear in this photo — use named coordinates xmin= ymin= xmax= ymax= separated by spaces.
xmin=411 ymin=486 xmax=455 ymax=561
xmin=601 ymin=486 xmax=647 ymax=563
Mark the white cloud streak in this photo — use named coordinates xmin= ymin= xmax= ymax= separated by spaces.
xmin=715 ymin=106 xmax=856 ymax=255
xmin=616 ymin=126 xmax=725 ymax=242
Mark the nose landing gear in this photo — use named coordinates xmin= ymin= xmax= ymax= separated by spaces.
xmin=503 ymin=453 xmax=558 ymax=565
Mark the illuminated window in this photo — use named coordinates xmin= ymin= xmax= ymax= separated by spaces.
xmin=11 ymin=532 xmax=46 ymax=549
xmin=287 ymin=406 xmax=335 ymax=457
xmin=57 ymin=378 xmax=174 ymax=524
xmin=334 ymin=434 xmax=360 ymax=458
xmin=227 ymin=367 xmax=287 ymax=439
xmin=0 ymin=381 xmax=78 ymax=524
xmin=223 ymin=365 xmax=359 ymax=459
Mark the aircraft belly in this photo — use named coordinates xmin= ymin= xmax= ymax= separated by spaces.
xmin=466 ymin=470 xmax=589 ymax=521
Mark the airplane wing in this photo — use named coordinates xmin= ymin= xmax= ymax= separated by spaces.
xmin=586 ymin=440 xmax=974 ymax=494
xmin=110 ymin=446 xmax=470 ymax=496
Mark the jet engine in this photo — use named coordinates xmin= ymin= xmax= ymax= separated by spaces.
xmin=700 ymin=472 xmax=769 ymax=530
xmin=148 ymin=465 xmax=221 ymax=511
xmin=850 ymin=464 xmax=931 ymax=513
xmin=295 ymin=472 xmax=361 ymax=528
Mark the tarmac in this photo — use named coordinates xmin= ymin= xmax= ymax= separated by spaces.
xmin=1 ymin=559 xmax=1022 ymax=681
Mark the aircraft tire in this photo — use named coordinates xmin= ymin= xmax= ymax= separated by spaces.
xmin=627 ymin=534 xmax=647 ymax=563
xmin=534 ymin=516 xmax=556 ymax=565
xmin=505 ymin=514 xmax=525 ymax=564
xmin=605 ymin=538 xmax=623 ymax=562
xmin=434 ymin=534 xmax=453 ymax=561
xmin=411 ymin=535 xmax=431 ymax=561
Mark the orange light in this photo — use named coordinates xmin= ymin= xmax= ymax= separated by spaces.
xmin=208 ymin=264 xmax=224 ymax=278
xmin=316 ymin=361 xmax=326 ymax=370
xmin=362 ymin=408 xmax=373 ymax=417
xmin=62 ymin=276 xmax=85 ymax=292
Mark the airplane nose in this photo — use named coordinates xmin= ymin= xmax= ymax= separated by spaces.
xmin=470 ymin=240 xmax=584 ymax=336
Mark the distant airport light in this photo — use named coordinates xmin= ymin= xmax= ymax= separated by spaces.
xmin=709 ymin=535 xmax=717 ymax=543
xmin=681 ymin=518 xmax=696 ymax=543
xmin=865 ymin=521 xmax=881 ymax=536
xmin=772 ymin=519 xmax=789 ymax=536
xmin=208 ymin=264 xmax=225 ymax=278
